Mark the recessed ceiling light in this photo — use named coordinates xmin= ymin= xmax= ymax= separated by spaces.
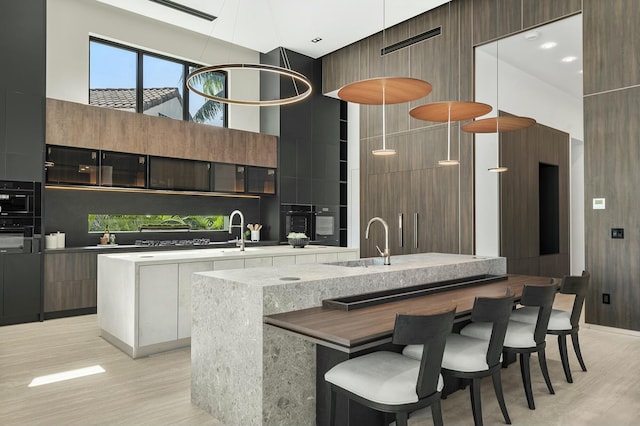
xmin=540 ymin=42 xmax=557 ymax=50
xmin=578 ymin=69 xmax=583 ymax=74
xmin=311 ymin=37 xmax=322 ymax=43
xmin=562 ymin=56 xmax=578 ymax=63
xmin=524 ymin=31 xmax=540 ymax=41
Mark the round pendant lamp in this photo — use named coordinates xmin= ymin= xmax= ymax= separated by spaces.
xmin=338 ymin=77 xmax=432 ymax=105
xmin=461 ymin=116 xmax=536 ymax=133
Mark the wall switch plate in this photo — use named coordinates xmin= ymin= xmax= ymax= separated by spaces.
xmin=603 ymin=293 xmax=611 ymax=304
xmin=611 ymin=228 xmax=624 ymax=239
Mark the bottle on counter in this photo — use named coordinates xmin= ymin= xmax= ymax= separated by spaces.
xmin=110 ymin=234 xmax=116 ymax=245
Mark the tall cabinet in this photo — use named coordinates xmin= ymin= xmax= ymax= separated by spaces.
xmin=0 ymin=0 xmax=45 ymax=325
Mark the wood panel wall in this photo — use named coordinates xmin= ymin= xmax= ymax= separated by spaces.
xmin=322 ymin=0 xmax=577 ymax=259
xmin=46 ymin=98 xmax=277 ymax=168
xmin=583 ymin=0 xmax=640 ymax=331
xmin=500 ymin=115 xmax=570 ymax=277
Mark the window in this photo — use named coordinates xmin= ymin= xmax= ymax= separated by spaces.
xmin=89 ymin=38 xmax=227 ymax=127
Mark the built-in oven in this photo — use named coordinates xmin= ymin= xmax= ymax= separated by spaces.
xmin=280 ymin=204 xmax=316 ymax=243
xmin=0 ymin=180 xmax=41 ymax=253
xmin=315 ymin=205 xmax=338 ymax=246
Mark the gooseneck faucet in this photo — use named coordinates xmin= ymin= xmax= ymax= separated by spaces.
xmin=229 ymin=210 xmax=245 ymax=251
xmin=365 ymin=216 xmax=391 ymax=265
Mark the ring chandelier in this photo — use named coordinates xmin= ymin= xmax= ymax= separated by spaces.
xmin=186 ymin=63 xmax=313 ymax=107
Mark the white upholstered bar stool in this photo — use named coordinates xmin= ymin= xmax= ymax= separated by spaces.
xmin=459 ymin=283 xmax=558 ymax=410
xmin=403 ymin=294 xmax=514 ymax=426
xmin=510 ymin=271 xmax=591 ymax=383
xmin=324 ymin=309 xmax=456 ymax=426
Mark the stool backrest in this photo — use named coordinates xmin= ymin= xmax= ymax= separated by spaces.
xmin=560 ymin=270 xmax=591 ymax=327
xmin=392 ymin=308 xmax=456 ymax=399
xmin=470 ymin=294 xmax=514 ymax=368
xmin=520 ymin=282 xmax=558 ymax=343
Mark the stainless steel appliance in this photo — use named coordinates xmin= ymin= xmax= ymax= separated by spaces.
xmin=280 ymin=204 xmax=316 ymax=242
xmin=315 ymin=205 xmax=338 ymax=246
xmin=0 ymin=180 xmax=41 ymax=253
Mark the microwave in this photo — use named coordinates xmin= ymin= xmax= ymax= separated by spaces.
xmin=0 ymin=192 xmax=32 ymax=215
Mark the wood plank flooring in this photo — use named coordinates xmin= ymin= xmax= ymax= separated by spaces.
xmin=0 ymin=294 xmax=639 ymax=425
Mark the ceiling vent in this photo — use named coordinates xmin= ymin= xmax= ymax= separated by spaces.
xmin=381 ymin=27 xmax=441 ymax=55
xmin=149 ymin=0 xmax=217 ymax=21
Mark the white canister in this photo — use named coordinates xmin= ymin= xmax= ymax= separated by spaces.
xmin=56 ymin=232 xmax=66 ymax=248
xmin=250 ymin=230 xmax=260 ymax=241
xmin=45 ymin=234 xmax=58 ymax=249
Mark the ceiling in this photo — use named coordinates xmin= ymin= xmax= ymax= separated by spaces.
xmin=95 ymin=0 xmax=582 ymax=99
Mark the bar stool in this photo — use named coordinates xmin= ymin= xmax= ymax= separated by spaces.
xmin=324 ymin=309 xmax=456 ymax=426
xmin=460 ymin=283 xmax=558 ymax=410
xmin=510 ymin=271 xmax=590 ymax=383
xmin=403 ymin=294 xmax=514 ymax=426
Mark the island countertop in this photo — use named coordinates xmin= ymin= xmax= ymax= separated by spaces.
xmin=190 ymin=252 xmax=507 ymax=426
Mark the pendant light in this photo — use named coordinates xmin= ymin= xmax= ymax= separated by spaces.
xmin=408 ymin=1 xmax=491 ymax=165
xmin=460 ymin=6 xmax=536 ymax=172
xmin=336 ymin=0 xmax=433 ymax=156
xmin=185 ymin=2 xmax=312 ymax=106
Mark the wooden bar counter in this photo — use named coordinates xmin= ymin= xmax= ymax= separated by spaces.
xmin=264 ymin=274 xmax=556 ymax=426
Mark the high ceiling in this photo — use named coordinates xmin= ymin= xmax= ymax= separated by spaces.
xmin=95 ymin=0 xmax=582 ymax=99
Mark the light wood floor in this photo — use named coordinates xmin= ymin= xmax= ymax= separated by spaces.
xmin=0 ymin=294 xmax=639 ymax=425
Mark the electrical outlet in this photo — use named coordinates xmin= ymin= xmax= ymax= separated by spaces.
xmin=611 ymin=228 xmax=624 ymax=239
xmin=602 ymin=293 xmax=610 ymax=304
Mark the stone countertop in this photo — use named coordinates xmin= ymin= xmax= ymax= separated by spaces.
xmin=196 ymin=252 xmax=502 ymax=288
xmin=44 ymin=240 xmax=280 ymax=254
xmin=96 ymin=244 xmax=358 ymax=265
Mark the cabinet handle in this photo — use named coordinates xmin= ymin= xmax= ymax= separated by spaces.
xmin=414 ymin=212 xmax=419 ymax=249
xmin=398 ymin=213 xmax=404 ymax=248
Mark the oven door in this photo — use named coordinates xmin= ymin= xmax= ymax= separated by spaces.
xmin=0 ymin=193 xmax=31 ymax=215
xmin=0 ymin=231 xmax=25 ymax=253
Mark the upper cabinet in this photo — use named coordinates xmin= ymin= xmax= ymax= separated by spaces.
xmin=46 ymin=98 xmax=277 ymax=168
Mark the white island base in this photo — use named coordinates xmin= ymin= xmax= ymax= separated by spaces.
xmin=97 ymin=245 xmax=358 ymax=358
xmin=190 ymin=252 xmax=506 ymax=426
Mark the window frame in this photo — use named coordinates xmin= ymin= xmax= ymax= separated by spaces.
xmin=89 ymin=36 xmax=228 ymax=127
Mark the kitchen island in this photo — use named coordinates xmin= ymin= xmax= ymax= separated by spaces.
xmin=97 ymin=245 xmax=358 ymax=358
xmin=190 ymin=253 xmax=506 ymax=426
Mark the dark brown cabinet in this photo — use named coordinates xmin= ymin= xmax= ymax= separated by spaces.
xmin=46 ymin=145 xmax=99 ymax=185
xmin=212 ymin=163 xmax=244 ymax=193
xmin=149 ymin=156 xmax=210 ymax=191
xmin=247 ymin=166 xmax=276 ymax=195
xmin=44 ymin=251 xmax=97 ymax=314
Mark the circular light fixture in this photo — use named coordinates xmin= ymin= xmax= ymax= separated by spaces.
xmin=409 ymin=101 xmax=492 ymax=122
xmin=186 ymin=63 xmax=313 ymax=106
xmin=462 ymin=116 xmax=536 ymax=133
xmin=561 ymin=56 xmax=578 ymax=63
xmin=438 ymin=159 xmax=460 ymax=166
xmin=524 ymin=31 xmax=540 ymax=41
xmin=337 ymin=77 xmax=432 ymax=105
xmin=488 ymin=166 xmax=509 ymax=173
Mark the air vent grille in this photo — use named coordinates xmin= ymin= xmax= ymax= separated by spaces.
xmin=149 ymin=0 xmax=217 ymax=21
xmin=381 ymin=27 xmax=442 ymax=55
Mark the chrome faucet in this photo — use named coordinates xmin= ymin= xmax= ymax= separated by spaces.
xmin=229 ymin=210 xmax=245 ymax=251
xmin=365 ymin=216 xmax=390 ymax=265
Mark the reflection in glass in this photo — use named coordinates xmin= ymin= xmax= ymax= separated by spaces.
xmin=188 ymin=66 xmax=226 ymax=126
xmin=89 ymin=41 xmax=137 ymax=110
xmin=143 ymin=55 xmax=184 ymax=120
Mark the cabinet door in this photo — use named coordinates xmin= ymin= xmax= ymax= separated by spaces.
xmin=177 ymin=261 xmax=213 ymax=339
xmin=3 ymin=253 xmax=41 ymax=318
xmin=138 ymin=264 xmax=178 ymax=347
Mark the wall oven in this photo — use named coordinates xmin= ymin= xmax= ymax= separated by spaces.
xmin=280 ymin=204 xmax=316 ymax=243
xmin=0 ymin=180 xmax=41 ymax=253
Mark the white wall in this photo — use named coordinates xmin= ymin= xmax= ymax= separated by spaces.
xmin=474 ymin=46 xmax=585 ymax=270
xmin=46 ymin=0 xmax=260 ymax=132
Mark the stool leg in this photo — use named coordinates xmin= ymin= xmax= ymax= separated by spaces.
xmin=329 ymin=388 xmax=336 ymax=426
xmin=492 ymin=370 xmax=511 ymax=424
xmin=538 ymin=349 xmax=555 ymax=394
xmin=431 ymin=398 xmax=444 ymax=426
xmin=395 ymin=411 xmax=408 ymax=426
xmin=519 ymin=353 xmax=535 ymax=410
xmin=558 ymin=334 xmax=573 ymax=383
xmin=571 ymin=332 xmax=587 ymax=372
xmin=470 ymin=378 xmax=483 ymax=426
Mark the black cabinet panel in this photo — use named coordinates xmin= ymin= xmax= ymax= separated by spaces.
xmin=1 ymin=253 xmax=42 ymax=320
xmin=212 ymin=163 xmax=244 ymax=193
xmin=247 ymin=166 xmax=275 ymax=194
xmin=46 ymin=146 xmax=99 ymax=185
xmin=101 ymin=151 xmax=146 ymax=188
xmin=149 ymin=156 xmax=210 ymax=191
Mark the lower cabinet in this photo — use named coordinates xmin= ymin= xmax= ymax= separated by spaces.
xmin=0 ymin=253 xmax=42 ymax=324
xmin=44 ymin=251 xmax=97 ymax=315
xmin=98 ymin=247 xmax=359 ymax=358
